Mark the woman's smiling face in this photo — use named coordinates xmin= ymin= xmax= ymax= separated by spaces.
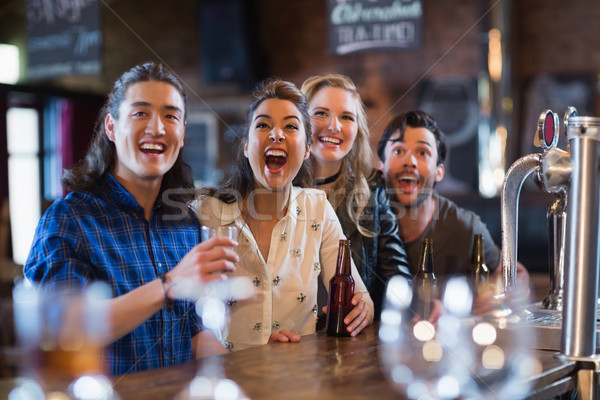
xmin=308 ymin=86 xmax=358 ymax=168
xmin=244 ymin=98 xmax=310 ymax=192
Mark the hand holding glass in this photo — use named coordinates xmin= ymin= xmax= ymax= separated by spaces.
xmin=201 ymin=225 xmax=239 ymax=276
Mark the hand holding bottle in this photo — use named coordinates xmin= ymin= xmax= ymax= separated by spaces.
xmin=325 ymin=239 xmax=374 ymax=337
xmin=321 ymin=291 xmax=374 ymax=336
xmin=345 ymin=291 xmax=374 ymax=336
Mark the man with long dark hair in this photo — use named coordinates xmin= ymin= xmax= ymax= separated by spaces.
xmin=25 ymin=62 xmax=236 ymax=375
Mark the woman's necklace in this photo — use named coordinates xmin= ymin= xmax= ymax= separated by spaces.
xmin=313 ymin=170 xmax=341 ymax=186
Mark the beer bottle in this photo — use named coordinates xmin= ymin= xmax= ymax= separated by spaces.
xmin=467 ymin=234 xmax=489 ymax=295
xmin=412 ymin=238 xmax=437 ymax=320
xmin=326 ymin=239 xmax=355 ymax=336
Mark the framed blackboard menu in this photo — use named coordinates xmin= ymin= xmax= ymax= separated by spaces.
xmin=328 ymin=0 xmax=423 ymax=55
xmin=26 ymin=0 xmax=102 ymax=80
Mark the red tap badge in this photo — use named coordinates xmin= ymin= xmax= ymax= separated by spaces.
xmin=537 ymin=109 xmax=558 ymax=150
xmin=544 ymin=112 xmax=556 ymax=148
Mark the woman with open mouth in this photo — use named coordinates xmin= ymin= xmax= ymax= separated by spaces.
xmin=197 ymin=79 xmax=374 ymax=351
xmin=301 ymin=74 xmax=412 ymax=320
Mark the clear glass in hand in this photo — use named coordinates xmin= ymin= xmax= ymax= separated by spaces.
xmin=200 ymin=225 xmax=239 ymax=243
xmin=177 ymin=225 xmax=250 ymax=399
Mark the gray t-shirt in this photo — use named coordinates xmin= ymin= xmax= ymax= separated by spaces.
xmin=404 ymin=193 xmax=500 ymax=277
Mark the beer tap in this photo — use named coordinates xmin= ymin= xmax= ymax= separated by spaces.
xmin=539 ymin=107 xmax=576 ymax=311
xmin=500 ymin=107 xmax=600 ymax=398
xmin=500 ymin=109 xmax=570 ymax=293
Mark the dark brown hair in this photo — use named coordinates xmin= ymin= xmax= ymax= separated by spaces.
xmin=377 ymin=110 xmax=447 ymax=165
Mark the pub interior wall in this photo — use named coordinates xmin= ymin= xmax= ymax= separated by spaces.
xmin=0 ymin=0 xmax=599 ymax=272
xmin=3 ymin=0 xmax=599 ymax=160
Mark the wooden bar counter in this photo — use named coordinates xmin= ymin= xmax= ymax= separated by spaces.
xmin=0 ymin=323 xmax=579 ymax=399
xmin=114 ymin=324 xmax=576 ymax=400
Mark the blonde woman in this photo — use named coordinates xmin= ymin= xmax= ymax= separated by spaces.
xmin=301 ymin=74 xmax=411 ymax=318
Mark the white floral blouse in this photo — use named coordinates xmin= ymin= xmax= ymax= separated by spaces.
xmin=196 ymin=186 xmax=374 ymax=351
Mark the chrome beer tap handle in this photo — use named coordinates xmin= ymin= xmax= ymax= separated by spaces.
xmin=538 ymin=108 xmax=575 ymax=311
xmin=501 ymin=110 xmax=564 ymax=293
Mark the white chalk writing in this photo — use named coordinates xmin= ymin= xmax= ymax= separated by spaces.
xmin=331 ymin=0 xmax=422 ymax=25
xmin=27 ymin=0 xmax=97 ymax=25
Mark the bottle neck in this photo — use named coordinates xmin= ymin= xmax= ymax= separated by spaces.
xmin=471 ymin=235 xmax=485 ymax=265
xmin=417 ymin=238 xmax=435 ymax=278
xmin=336 ymin=241 xmax=352 ymax=275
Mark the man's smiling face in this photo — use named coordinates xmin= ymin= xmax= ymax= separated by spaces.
xmin=381 ymin=126 xmax=445 ymax=209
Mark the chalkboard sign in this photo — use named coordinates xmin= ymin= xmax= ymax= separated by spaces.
xmin=328 ymin=0 xmax=423 ymax=55
xmin=26 ymin=0 xmax=102 ymax=80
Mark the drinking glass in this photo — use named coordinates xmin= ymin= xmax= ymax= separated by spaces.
xmin=177 ymin=224 xmax=251 ymax=399
xmin=380 ymin=276 xmax=471 ymax=399
xmin=12 ymin=280 xmax=118 ymax=400
xmin=380 ymin=275 xmax=540 ymax=400
xmin=200 ymin=225 xmax=239 ymax=243
xmin=173 ymin=225 xmax=242 ymax=302
xmin=461 ymin=278 xmax=541 ymax=399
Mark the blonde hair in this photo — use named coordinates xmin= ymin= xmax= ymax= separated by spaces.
xmin=301 ymin=73 xmax=375 ymax=237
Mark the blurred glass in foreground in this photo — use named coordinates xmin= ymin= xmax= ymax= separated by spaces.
xmin=11 ymin=280 xmax=118 ymax=400
xmin=380 ymin=275 xmax=541 ymax=399
xmin=175 ymin=276 xmax=254 ymax=400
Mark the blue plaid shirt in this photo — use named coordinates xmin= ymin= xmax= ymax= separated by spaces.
xmin=24 ymin=174 xmax=202 ymax=375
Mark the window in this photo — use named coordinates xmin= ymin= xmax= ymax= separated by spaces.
xmin=7 ymin=107 xmax=41 ymax=265
xmin=0 ymin=44 xmax=19 ymax=84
